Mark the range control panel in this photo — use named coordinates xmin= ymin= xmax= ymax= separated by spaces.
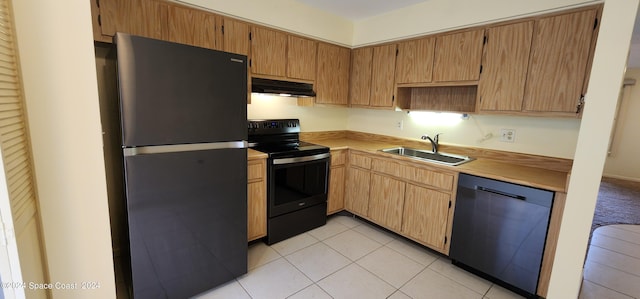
xmin=248 ymin=119 xmax=300 ymax=135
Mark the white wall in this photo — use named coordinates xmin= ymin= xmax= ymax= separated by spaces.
xmin=549 ymin=1 xmax=638 ymax=297
xmin=347 ymin=109 xmax=581 ymax=158
xmin=248 ymin=95 xmax=349 ymax=131
xmin=177 ymin=0 xmax=353 ymax=46
xmin=353 ymin=0 xmax=599 ymax=46
xmin=603 ymin=68 xmax=640 ymax=181
xmin=12 ymin=1 xmax=116 ymax=298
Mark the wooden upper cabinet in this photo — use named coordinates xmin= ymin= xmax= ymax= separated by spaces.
xmin=287 ymin=36 xmax=317 ymax=81
xmin=250 ymin=27 xmax=287 ymax=77
xmin=316 ymin=43 xmax=351 ymax=105
xmin=370 ymin=44 xmax=398 ymax=108
xmin=350 ymin=45 xmax=397 ymax=108
xmin=222 ymin=18 xmax=250 ymax=56
xmin=164 ymin=4 xmax=218 ymax=50
xmin=433 ymin=29 xmax=484 ymax=82
xmin=99 ymin=0 xmax=164 ymax=39
xmin=478 ymin=21 xmax=533 ymax=112
xmin=523 ymin=9 xmax=597 ymax=113
xmin=395 ymin=37 xmax=435 ymax=84
xmin=349 ymin=47 xmax=374 ymax=106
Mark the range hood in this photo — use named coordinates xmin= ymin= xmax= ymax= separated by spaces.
xmin=251 ymin=77 xmax=316 ymax=97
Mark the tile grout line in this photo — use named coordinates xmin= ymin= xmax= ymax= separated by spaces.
xmin=583 ymin=278 xmax=638 ymax=299
xmin=585 ymin=258 xmax=640 ymax=279
xmin=594 ymin=230 xmax=640 ymax=246
xmin=588 ymin=242 xmax=640 ymax=261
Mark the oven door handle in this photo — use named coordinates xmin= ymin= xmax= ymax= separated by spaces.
xmin=272 ymin=153 xmax=330 ymax=165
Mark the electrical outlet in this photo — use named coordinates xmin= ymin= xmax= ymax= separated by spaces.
xmin=500 ymin=129 xmax=516 ymax=143
xmin=396 ymin=120 xmax=403 ymax=130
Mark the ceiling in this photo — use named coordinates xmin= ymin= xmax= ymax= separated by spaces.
xmin=296 ymin=0 xmax=429 ymax=20
xmin=296 ymin=0 xmax=640 ymax=68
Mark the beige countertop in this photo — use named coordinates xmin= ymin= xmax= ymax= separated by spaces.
xmin=305 ymin=137 xmax=569 ymax=193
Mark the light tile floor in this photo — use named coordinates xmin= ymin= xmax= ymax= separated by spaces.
xmin=579 ymin=224 xmax=640 ymax=299
xmin=195 ymin=215 xmax=525 ymax=299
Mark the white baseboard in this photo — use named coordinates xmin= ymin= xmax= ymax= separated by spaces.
xmin=602 ymin=173 xmax=640 ymax=182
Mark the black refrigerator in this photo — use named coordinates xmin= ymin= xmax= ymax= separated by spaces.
xmin=113 ymin=33 xmax=248 ymax=298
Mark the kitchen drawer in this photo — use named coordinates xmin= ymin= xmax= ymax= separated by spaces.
xmin=404 ymin=167 xmax=454 ymax=191
xmin=248 ymin=160 xmax=265 ymax=181
xmin=331 ymin=150 xmax=347 ymax=166
xmin=371 ymin=158 xmax=454 ymax=191
xmin=349 ymin=152 xmax=372 ymax=169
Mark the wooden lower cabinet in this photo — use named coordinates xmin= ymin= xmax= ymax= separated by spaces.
xmin=401 ymin=184 xmax=451 ymax=252
xmin=345 ymin=167 xmax=371 ymax=217
xmin=327 ymin=150 xmax=347 ymax=214
xmin=368 ymin=174 xmax=405 ymax=231
xmin=343 ymin=151 xmax=456 ymax=254
xmin=247 ymin=159 xmax=267 ymax=241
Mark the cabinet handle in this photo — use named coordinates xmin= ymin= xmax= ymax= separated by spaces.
xmin=576 ymin=95 xmax=585 ymax=114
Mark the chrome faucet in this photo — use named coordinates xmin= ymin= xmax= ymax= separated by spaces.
xmin=421 ymin=133 xmax=441 ymax=153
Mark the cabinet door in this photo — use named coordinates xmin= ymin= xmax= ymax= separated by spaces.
xmin=433 ymin=29 xmax=484 ymax=82
xmin=222 ymin=18 xmax=250 ymax=56
xmin=523 ymin=9 xmax=596 ymax=113
xmin=478 ymin=21 xmax=533 ymax=111
xmin=402 ymin=184 xmax=451 ymax=251
xmin=349 ymin=47 xmax=373 ymax=106
xmin=368 ymin=174 xmax=405 ymax=231
xmin=247 ymin=160 xmax=266 ymax=241
xmin=316 ymin=43 xmax=350 ymax=105
xmin=165 ymin=5 xmax=218 ymax=50
xmin=248 ymin=181 xmax=266 ymax=241
xmin=250 ymin=27 xmax=287 ymax=77
xmin=327 ymin=166 xmax=345 ymax=215
xmin=396 ymin=37 xmax=435 ymax=84
xmin=100 ymin=0 xmax=164 ymax=39
xmin=288 ymin=36 xmax=317 ymax=81
xmin=345 ymin=167 xmax=371 ymax=217
xmin=370 ymin=44 xmax=398 ymax=108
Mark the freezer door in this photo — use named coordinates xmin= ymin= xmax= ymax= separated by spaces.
xmin=123 ymin=148 xmax=247 ymax=299
xmin=115 ymin=33 xmax=247 ymax=147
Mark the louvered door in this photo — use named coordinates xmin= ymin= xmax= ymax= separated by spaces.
xmin=0 ymin=1 xmax=48 ymax=297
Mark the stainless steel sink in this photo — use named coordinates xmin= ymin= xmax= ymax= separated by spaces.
xmin=380 ymin=147 xmax=474 ymax=166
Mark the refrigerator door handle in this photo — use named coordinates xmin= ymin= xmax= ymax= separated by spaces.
xmin=124 ymin=141 xmax=248 ymax=156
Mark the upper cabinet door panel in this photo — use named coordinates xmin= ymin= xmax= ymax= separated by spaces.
xmin=523 ymin=10 xmax=596 ymax=113
xmin=164 ymin=5 xmax=217 ymax=50
xmin=100 ymin=0 xmax=164 ymax=39
xmin=396 ymin=37 xmax=435 ymax=84
xmin=433 ymin=29 xmax=484 ymax=82
xmin=478 ymin=21 xmax=533 ymax=112
xmin=250 ymin=27 xmax=287 ymax=77
xmin=222 ymin=18 xmax=250 ymax=56
xmin=349 ymin=47 xmax=374 ymax=106
xmin=316 ymin=43 xmax=350 ymax=105
xmin=287 ymin=36 xmax=317 ymax=81
xmin=370 ymin=44 xmax=398 ymax=108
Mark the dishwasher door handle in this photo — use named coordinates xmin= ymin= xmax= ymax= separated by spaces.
xmin=476 ymin=186 xmax=526 ymax=200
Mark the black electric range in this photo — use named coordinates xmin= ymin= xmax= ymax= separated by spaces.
xmin=248 ymin=119 xmax=330 ymax=244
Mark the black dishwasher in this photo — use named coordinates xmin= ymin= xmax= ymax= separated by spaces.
xmin=450 ymin=174 xmax=554 ymax=298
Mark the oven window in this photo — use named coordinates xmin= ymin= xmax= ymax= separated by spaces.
xmin=273 ymin=160 xmax=328 ymax=207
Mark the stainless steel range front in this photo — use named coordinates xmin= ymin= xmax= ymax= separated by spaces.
xmin=248 ymin=119 xmax=330 ymax=244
